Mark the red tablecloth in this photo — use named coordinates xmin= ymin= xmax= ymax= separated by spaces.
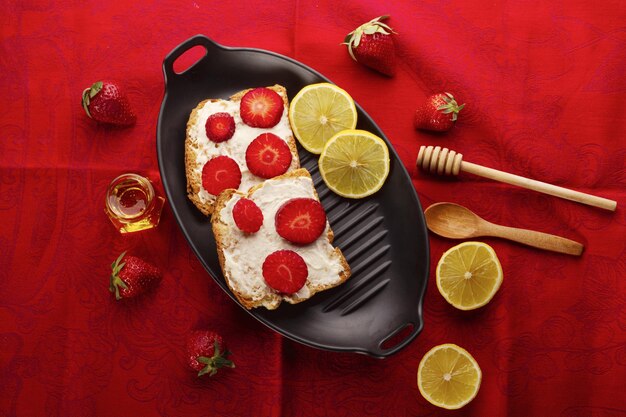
xmin=2 ymin=1 xmax=625 ymax=416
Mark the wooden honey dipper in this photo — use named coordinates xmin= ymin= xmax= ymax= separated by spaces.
xmin=417 ymin=145 xmax=617 ymax=211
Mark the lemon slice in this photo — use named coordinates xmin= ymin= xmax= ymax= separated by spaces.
xmin=319 ymin=129 xmax=390 ymax=199
xmin=417 ymin=343 xmax=482 ymax=410
xmin=436 ymin=241 xmax=503 ymax=310
xmin=288 ymin=83 xmax=358 ymax=154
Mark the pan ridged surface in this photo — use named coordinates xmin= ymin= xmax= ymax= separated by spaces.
xmin=301 ymin=151 xmax=393 ymax=315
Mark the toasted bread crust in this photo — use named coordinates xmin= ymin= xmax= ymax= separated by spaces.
xmin=212 ymin=188 xmax=280 ymax=309
xmin=211 ymin=168 xmax=351 ymax=310
xmin=185 ymin=85 xmax=299 ymax=216
xmin=185 ymin=98 xmax=216 ymax=216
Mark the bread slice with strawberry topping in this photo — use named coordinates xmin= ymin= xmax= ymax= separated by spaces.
xmin=185 ymin=85 xmax=300 ymax=216
xmin=211 ymin=168 xmax=351 ymax=310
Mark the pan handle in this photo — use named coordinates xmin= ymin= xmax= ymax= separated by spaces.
xmin=367 ymin=318 xmax=423 ymax=358
xmin=162 ymin=34 xmax=222 ymax=85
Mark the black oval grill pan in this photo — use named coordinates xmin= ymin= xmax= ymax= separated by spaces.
xmin=157 ymin=35 xmax=429 ymax=358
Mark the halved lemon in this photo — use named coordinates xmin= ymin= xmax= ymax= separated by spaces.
xmin=319 ymin=129 xmax=390 ymax=199
xmin=417 ymin=343 xmax=482 ymax=410
xmin=436 ymin=241 xmax=503 ymax=310
xmin=288 ymin=83 xmax=358 ymax=154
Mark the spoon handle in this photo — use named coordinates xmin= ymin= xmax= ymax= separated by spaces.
xmin=489 ymin=224 xmax=584 ymax=256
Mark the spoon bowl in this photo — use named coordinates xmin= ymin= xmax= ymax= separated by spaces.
xmin=424 ymin=202 xmax=484 ymax=239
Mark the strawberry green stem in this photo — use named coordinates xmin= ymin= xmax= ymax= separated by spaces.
xmin=437 ymin=93 xmax=465 ymax=121
xmin=109 ymin=251 xmax=128 ymax=300
xmin=81 ymin=81 xmax=103 ymax=118
xmin=196 ymin=341 xmax=235 ymax=377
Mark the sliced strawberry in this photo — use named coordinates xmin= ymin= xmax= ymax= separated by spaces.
xmin=245 ymin=133 xmax=292 ymax=179
xmin=239 ymin=87 xmax=284 ymax=128
xmin=205 ymin=112 xmax=235 ymax=142
xmin=201 ymin=156 xmax=242 ymax=196
xmin=232 ymin=198 xmax=264 ymax=233
xmin=262 ymin=250 xmax=308 ymax=294
xmin=275 ymin=198 xmax=327 ymax=245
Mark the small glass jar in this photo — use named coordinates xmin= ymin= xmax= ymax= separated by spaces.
xmin=105 ymin=173 xmax=165 ymax=233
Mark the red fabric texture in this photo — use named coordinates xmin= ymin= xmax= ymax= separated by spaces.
xmin=1 ymin=0 xmax=625 ymax=416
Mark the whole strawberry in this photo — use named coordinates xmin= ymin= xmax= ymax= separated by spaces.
xmin=414 ymin=93 xmax=465 ymax=132
xmin=82 ymin=81 xmax=136 ymax=126
xmin=343 ymin=15 xmax=397 ymax=77
xmin=109 ymin=252 xmax=162 ymax=300
xmin=186 ymin=331 xmax=235 ymax=377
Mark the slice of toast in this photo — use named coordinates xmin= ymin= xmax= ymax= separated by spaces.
xmin=211 ymin=168 xmax=351 ymax=310
xmin=185 ymin=85 xmax=300 ymax=216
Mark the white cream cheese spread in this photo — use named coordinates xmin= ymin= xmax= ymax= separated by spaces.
xmin=187 ymin=91 xmax=298 ymax=204
xmin=219 ymin=175 xmax=345 ymax=304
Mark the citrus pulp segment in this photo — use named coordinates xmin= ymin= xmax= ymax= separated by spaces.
xmin=436 ymin=241 xmax=503 ymax=310
xmin=318 ymin=129 xmax=390 ymax=199
xmin=288 ymin=83 xmax=358 ymax=154
xmin=417 ymin=343 xmax=482 ymax=410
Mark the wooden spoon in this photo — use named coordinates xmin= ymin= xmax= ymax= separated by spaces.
xmin=424 ymin=202 xmax=584 ymax=256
